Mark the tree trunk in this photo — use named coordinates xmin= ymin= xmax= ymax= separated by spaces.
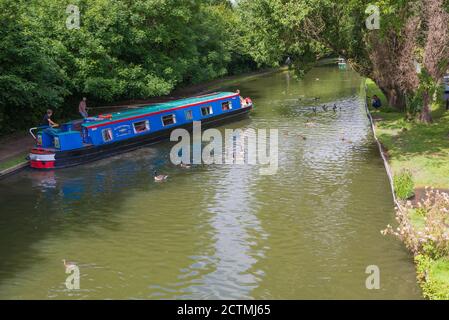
xmin=419 ymin=90 xmax=432 ymax=123
xmin=379 ymin=86 xmax=407 ymax=111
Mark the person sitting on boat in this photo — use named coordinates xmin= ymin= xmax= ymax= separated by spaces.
xmin=79 ymin=97 xmax=88 ymax=118
xmin=371 ymin=95 xmax=382 ymax=110
xmin=42 ymin=109 xmax=58 ymax=127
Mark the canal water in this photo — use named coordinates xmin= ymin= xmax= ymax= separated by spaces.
xmin=0 ymin=66 xmax=422 ymax=299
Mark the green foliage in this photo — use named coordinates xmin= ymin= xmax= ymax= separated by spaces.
xmin=383 ymin=188 xmax=449 ymax=259
xmin=237 ymin=0 xmax=373 ymax=75
xmin=240 ymin=0 xmax=448 ymax=113
xmin=384 ymin=189 xmax=449 ymax=299
xmin=366 ymin=78 xmax=449 ymax=189
xmin=0 ymin=0 xmax=258 ymax=135
xmin=416 ymin=255 xmax=449 ymax=300
xmin=407 ymin=69 xmax=445 ymax=115
xmin=0 ymin=0 xmax=69 ymax=133
xmin=393 ymin=169 xmax=415 ymax=200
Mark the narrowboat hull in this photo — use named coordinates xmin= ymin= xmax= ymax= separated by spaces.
xmin=30 ymin=105 xmax=252 ymax=169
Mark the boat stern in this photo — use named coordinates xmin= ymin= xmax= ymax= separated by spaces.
xmin=244 ymin=97 xmax=254 ymax=109
xmin=29 ymin=148 xmax=56 ymax=169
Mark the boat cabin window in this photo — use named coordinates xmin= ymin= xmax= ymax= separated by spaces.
xmin=201 ymin=106 xmax=213 ymax=116
xmin=185 ymin=110 xmax=193 ymax=120
xmin=102 ymin=128 xmax=113 ymax=142
xmin=133 ymin=120 xmax=150 ymax=133
xmin=222 ymin=101 xmax=232 ymax=111
xmin=162 ymin=114 xmax=176 ymax=126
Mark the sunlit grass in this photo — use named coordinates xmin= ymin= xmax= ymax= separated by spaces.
xmin=366 ymin=79 xmax=449 ymax=189
xmin=367 ymin=78 xmax=449 ymax=300
xmin=425 ymin=258 xmax=449 ymax=300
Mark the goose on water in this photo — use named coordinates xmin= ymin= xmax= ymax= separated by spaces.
xmin=153 ymin=170 xmax=168 ymax=182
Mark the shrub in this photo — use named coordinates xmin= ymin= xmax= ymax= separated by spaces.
xmin=383 ymin=189 xmax=449 ymax=299
xmin=394 ymin=169 xmax=415 ymax=200
xmin=382 ymin=188 xmax=449 ymax=259
xmin=415 ymin=255 xmax=449 ymax=300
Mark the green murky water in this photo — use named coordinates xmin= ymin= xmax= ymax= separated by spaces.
xmin=0 ymin=66 xmax=422 ymax=299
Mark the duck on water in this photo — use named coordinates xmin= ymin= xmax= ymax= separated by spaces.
xmin=153 ymin=170 xmax=168 ymax=182
xmin=28 ymin=92 xmax=253 ymax=170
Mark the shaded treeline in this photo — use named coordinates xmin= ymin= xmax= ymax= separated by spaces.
xmin=0 ymin=0 xmax=259 ymax=134
xmin=238 ymin=0 xmax=449 ymax=122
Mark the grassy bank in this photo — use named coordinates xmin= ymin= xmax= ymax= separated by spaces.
xmin=366 ymin=79 xmax=449 ymax=299
xmin=366 ymin=79 xmax=449 ymax=189
xmin=0 ymin=154 xmax=28 ymax=175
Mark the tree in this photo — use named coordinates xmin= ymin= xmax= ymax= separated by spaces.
xmin=238 ymin=0 xmax=449 ymax=121
xmin=0 ymin=0 xmax=68 ymax=134
xmin=0 ymin=0 xmax=258 ymax=134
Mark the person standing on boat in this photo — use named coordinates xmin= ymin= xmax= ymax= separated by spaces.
xmin=42 ymin=109 xmax=58 ymax=127
xmin=79 ymin=97 xmax=88 ymax=118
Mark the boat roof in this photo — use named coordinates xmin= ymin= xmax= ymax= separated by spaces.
xmin=82 ymin=91 xmax=238 ymax=128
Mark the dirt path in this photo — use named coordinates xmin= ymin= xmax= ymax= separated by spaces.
xmin=411 ymin=187 xmax=449 ymax=205
xmin=0 ymin=132 xmax=34 ymax=163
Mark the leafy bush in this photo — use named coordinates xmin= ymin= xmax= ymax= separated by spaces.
xmin=0 ymin=1 xmax=69 ymax=134
xmin=383 ymin=188 xmax=449 ymax=259
xmin=394 ymin=169 xmax=415 ymax=200
xmin=383 ymin=188 xmax=449 ymax=299
xmin=0 ymin=0 xmax=258 ymax=135
xmin=415 ymin=255 xmax=449 ymax=300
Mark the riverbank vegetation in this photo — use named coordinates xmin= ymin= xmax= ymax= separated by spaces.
xmin=393 ymin=170 xmax=415 ymax=200
xmin=1 ymin=0 xmax=448 ymax=299
xmin=383 ymin=189 xmax=449 ymax=299
xmin=239 ymin=0 xmax=449 ymax=122
xmin=366 ymin=79 xmax=449 ymax=190
xmin=0 ymin=0 xmax=260 ymax=135
xmin=367 ymin=77 xmax=449 ymax=299
xmin=2 ymin=0 xmax=447 ymax=134
xmin=0 ymin=155 xmax=27 ymax=173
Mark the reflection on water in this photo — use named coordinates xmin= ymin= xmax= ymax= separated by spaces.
xmin=0 ymin=66 xmax=421 ymax=299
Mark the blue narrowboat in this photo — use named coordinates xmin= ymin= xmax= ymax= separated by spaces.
xmin=29 ymin=92 xmax=253 ymax=169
